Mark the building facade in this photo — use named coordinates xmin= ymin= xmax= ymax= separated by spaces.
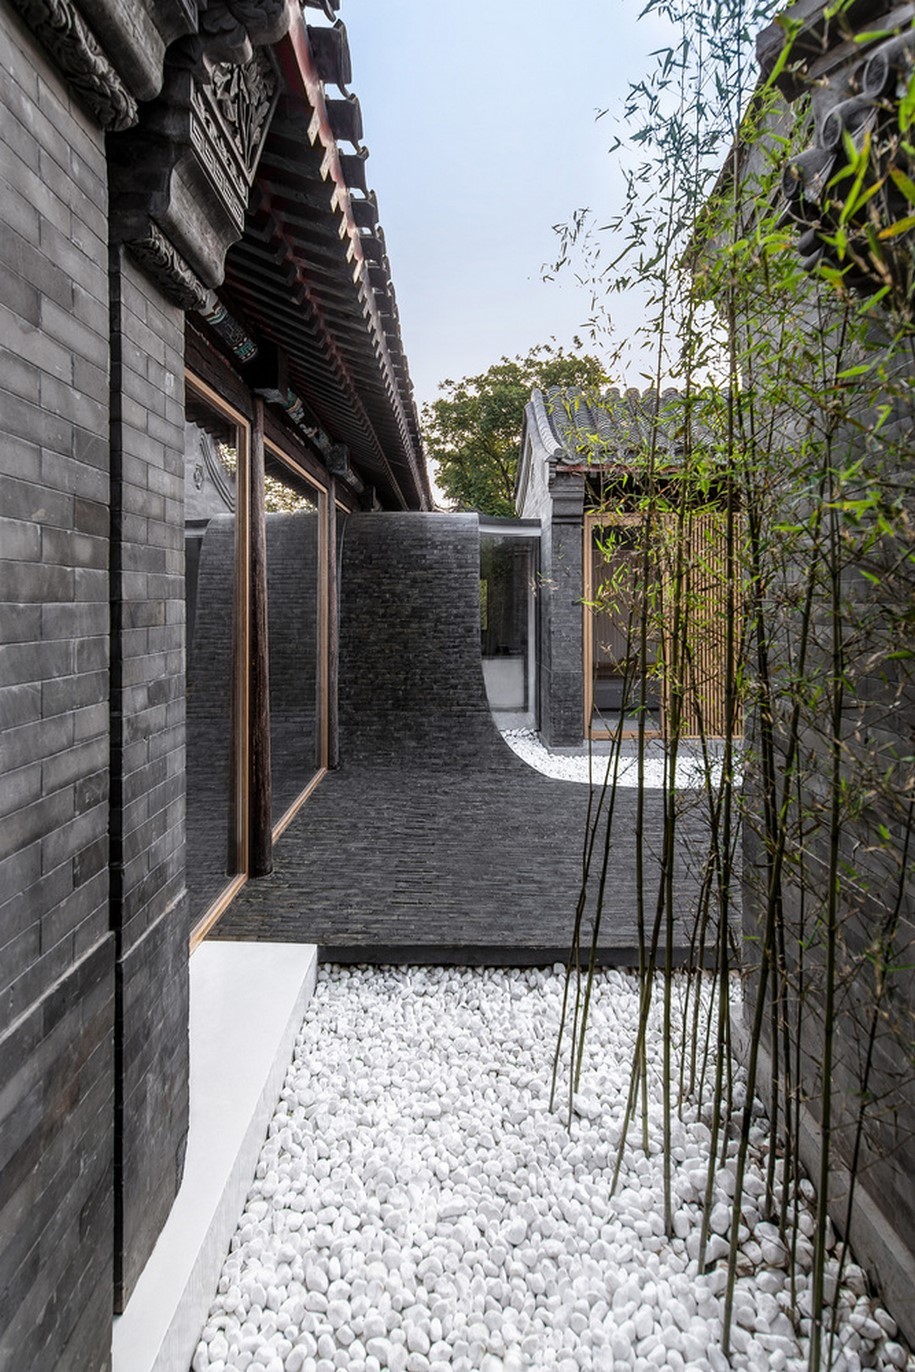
xmin=517 ymin=385 xmax=736 ymax=748
xmin=741 ymin=1 xmax=915 ymax=1338
xmin=0 ymin=2 xmax=428 ymax=1366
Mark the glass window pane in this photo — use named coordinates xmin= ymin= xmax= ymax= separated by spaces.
xmin=184 ymin=388 xmax=245 ymax=926
xmin=480 ymin=532 xmax=536 ymax=722
xmin=265 ymin=453 xmax=323 ymax=824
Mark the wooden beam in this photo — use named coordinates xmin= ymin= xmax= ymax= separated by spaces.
xmin=249 ymin=397 xmax=273 ymax=875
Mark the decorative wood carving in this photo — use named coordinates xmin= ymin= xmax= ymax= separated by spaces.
xmin=126 ymin=225 xmax=210 ymax=310
xmin=110 ymin=3 xmax=284 ymax=300
xmin=200 ymin=293 xmax=260 ymax=360
xmin=190 ymin=46 xmax=280 ymax=235
xmin=9 ymin=0 xmax=138 ymax=129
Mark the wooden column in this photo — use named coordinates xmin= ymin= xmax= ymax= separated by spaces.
xmin=249 ymin=397 xmax=273 ymax=874
xmin=326 ymin=478 xmax=340 ymax=770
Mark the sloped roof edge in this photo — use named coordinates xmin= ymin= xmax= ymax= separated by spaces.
xmin=528 ymin=385 xmax=692 ymax=469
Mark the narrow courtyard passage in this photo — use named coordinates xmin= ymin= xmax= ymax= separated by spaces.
xmin=214 ymin=514 xmax=712 ymax=963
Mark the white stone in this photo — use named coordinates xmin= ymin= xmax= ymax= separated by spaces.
xmin=191 ymin=965 xmax=880 ymax=1372
xmin=365 ymin=1337 xmax=391 ymax=1364
xmin=704 ymin=1235 xmax=730 ymax=1264
xmin=709 ymin=1204 xmax=731 ymax=1237
xmin=707 ymin=1340 xmax=731 ymax=1370
xmin=875 ymin=1309 xmax=898 ymax=1338
xmin=634 ymin=1306 xmax=654 ymax=1339
xmin=405 ymin=1325 xmax=431 ymax=1356
xmin=504 ymin=1218 xmax=527 ymax=1246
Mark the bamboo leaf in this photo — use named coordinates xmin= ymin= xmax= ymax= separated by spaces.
xmin=889 ymin=165 xmax=915 ymax=202
xmin=877 ymin=213 xmax=915 ymax=239
xmin=839 ymin=132 xmax=872 ymax=225
xmin=761 ymin=14 xmax=805 ymax=92
xmin=900 ymin=68 xmax=915 ymax=133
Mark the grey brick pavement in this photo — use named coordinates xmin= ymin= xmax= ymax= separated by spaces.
xmin=213 ymin=514 xmax=713 ymax=964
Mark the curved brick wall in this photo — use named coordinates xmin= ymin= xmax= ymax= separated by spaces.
xmin=339 ymin=512 xmax=503 ymax=766
xmin=217 ymin=511 xmax=712 ymax=965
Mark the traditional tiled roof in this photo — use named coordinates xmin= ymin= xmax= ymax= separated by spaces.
xmin=527 ymin=385 xmax=693 ymax=468
xmin=758 ymin=0 xmax=915 ymax=295
xmin=218 ymin=4 xmax=430 ymax=509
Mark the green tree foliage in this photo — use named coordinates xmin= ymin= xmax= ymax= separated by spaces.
xmin=422 ymin=343 xmax=609 ymax=516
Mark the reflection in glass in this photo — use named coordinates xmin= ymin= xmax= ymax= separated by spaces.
xmin=184 ymin=390 xmax=244 ymax=927
xmin=265 ymin=453 xmax=322 ymax=824
xmin=590 ymin=523 xmax=661 ymax=735
xmin=480 ymin=532 xmax=537 ymax=727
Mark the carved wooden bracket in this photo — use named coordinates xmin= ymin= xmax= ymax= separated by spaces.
xmin=198 ymin=0 xmax=288 ymax=65
xmin=127 ymin=225 xmax=209 ymax=311
xmin=14 ymin=0 xmax=292 ymax=307
xmin=9 ymin=0 xmax=138 ymax=129
xmin=110 ymin=3 xmax=287 ymax=306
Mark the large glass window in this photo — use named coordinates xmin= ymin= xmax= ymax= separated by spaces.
xmin=264 ymin=449 xmax=326 ymax=830
xmin=184 ymin=382 xmax=249 ymax=937
xmin=479 ymin=527 xmax=538 ymax=727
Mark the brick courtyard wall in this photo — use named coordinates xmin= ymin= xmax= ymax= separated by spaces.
xmin=109 ymin=249 xmax=189 ymax=1310
xmin=0 ymin=7 xmax=115 ymax=1367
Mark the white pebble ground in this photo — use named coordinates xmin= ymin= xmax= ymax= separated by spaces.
xmin=500 ymin=730 xmax=736 ymax=791
xmin=193 ymin=966 xmax=912 ymax=1372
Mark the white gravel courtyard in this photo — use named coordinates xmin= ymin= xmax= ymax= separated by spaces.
xmin=499 ymin=730 xmax=737 ymax=791
xmin=192 ymin=965 xmax=912 ymax=1372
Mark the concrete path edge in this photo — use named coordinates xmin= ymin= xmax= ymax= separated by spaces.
xmin=112 ymin=941 xmax=319 ymax=1372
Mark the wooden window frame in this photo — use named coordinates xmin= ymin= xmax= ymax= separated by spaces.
xmin=583 ymin=512 xmax=664 ymax=742
xmin=263 ymin=439 xmax=330 ymax=842
xmin=584 ymin=508 xmax=740 ymax=743
xmin=186 ymin=373 xmax=252 ymax=951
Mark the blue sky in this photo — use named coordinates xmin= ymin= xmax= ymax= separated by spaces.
xmin=339 ymin=0 xmax=671 ymax=414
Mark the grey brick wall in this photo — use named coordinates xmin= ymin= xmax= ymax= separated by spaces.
xmin=517 ymin=450 xmax=586 ymax=748
xmin=544 ymin=513 xmax=586 ymax=747
xmin=338 ymin=512 xmax=496 ymax=765
xmin=217 ymin=510 xmax=711 ymax=960
xmin=0 ymin=7 xmax=115 ymax=1368
xmin=109 ymin=248 xmax=189 ymax=1310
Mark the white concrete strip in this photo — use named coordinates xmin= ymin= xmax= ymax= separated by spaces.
xmin=112 ymin=940 xmax=318 ymax=1372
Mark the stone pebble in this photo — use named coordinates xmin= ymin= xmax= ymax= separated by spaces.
xmin=191 ymin=965 xmax=913 ymax=1372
